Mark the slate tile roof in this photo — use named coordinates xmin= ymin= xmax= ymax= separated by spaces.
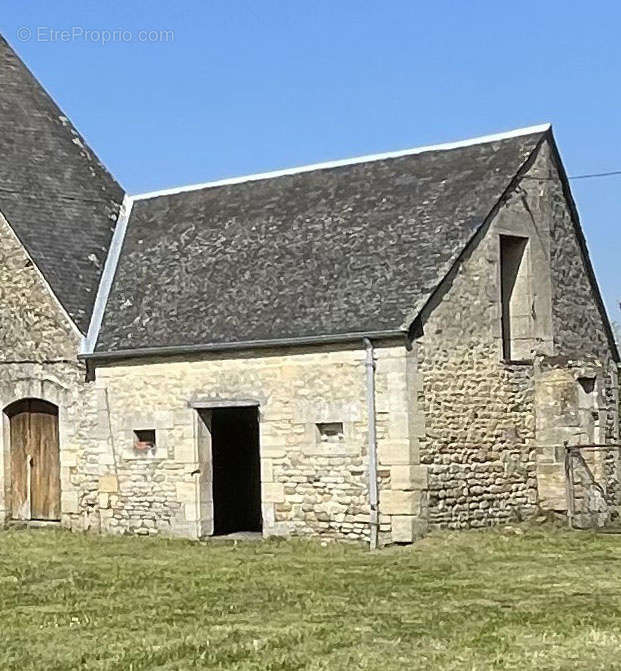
xmin=0 ymin=35 xmax=124 ymax=333
xmin=95 ymin=129 xmax=545 ymax=352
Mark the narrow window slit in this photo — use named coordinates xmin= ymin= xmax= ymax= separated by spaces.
xmin=500 ymin=235 xmax=531 ymax=361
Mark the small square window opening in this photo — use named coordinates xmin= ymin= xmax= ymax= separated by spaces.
xmin=134 ymin=429 xmax=156 ymax=452
xmin=316 ymin=422 xmax=344 ymax=443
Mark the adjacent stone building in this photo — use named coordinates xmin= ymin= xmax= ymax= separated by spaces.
xmin=0 ymin=35 xmax=618 ymax=544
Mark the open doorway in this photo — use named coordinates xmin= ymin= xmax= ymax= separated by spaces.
xmin=205 ymin=406 xmax=261 ymax=535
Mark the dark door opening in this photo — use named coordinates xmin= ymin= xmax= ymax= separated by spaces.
xmin=212 ymin=406 xmax=262 ymax=535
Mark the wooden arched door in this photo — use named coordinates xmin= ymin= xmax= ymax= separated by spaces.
xmin=6 ymin=399 xmax=60 ymax=521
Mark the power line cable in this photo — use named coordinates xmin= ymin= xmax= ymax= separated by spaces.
xmin=524 ymin=170 xmax=621 ymax=182
xmin=569 ymin=170 xmax=621 ymax=180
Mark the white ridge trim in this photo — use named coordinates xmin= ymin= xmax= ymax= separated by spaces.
xmin=81 ymin=194 xmax=133 ymax=354
xmin=132 ymin=123 xmax=551 ymax=201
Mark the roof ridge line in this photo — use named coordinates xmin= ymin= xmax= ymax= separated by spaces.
xmin=131 ymin=123 xmax=552 ymax=201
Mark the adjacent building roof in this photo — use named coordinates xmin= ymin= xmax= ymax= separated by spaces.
xmin=95 ymin=127 xmax=547 ymax=352
xmin=0 ymin=36 xmax=125 ymax=333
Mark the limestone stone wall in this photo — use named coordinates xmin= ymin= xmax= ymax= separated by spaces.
xmin=534 ymin=358 xmax=618 ymax=524
xmin=416 ymin=145 xmax=549 ymax=528
xmin=0 ymin=212 xmax=89 ymax=527
xmin=0 ymin=203 xmax=428 ymax=543
xmin=91 ymin=341 xmax=427 ymax=543
xmin=545 ymin=140 xmax=618 ymax=447
xmin=416 ymin=138 xmax=618 ymax=529
xmin=1 ymin=137 xmax=616 ymax=541
xmin=533 ymin=140 xmax=619 ymax=518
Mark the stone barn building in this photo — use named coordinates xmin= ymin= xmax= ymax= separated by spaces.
xmin=0 ymin=35 xmax=618 ymax=544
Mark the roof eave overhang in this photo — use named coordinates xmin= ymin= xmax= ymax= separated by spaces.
xmin=80 ymin=328 xmax=408 ymax=362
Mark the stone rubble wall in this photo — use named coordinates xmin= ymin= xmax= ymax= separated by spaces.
xmin=533 ymin=137 xmax=619 ymax=519
xmin=545 ymin=136 xmax=619 ymax=451
xmin=0 ymin=202 xmax=428 ymax=542
xmin=89 ymin=342 xmax=427 ymax=542
xmin=416 ymin=138 xmax=619 ymax=529
xmin=1 ymin=135 xmax=617 ymax=540
xmin=416 ymin=341 xmax=538 ymax=528
xmin=415 ymin=146 xmax=549 ymax=529
xmin=534 ymin=359 xmax=614 ymax=516
xmin=0 ymin=212 xmax=88 ymax=527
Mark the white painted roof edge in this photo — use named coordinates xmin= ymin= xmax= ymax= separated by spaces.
xmin=81 ymin=194 xmax=133 ymax=354
xmin=132 ymin=123 xmax=551 ymax=201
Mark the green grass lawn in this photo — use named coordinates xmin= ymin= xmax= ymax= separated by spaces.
xmin=1 ymin=526 xmax=621 ymax=670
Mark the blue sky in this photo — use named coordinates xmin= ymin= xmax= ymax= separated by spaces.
xmin=2 ymin=1 xmax=620 ymax=322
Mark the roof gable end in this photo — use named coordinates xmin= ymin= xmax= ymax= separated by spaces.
xmin=0 ymin=35 xmax=125 ymax=334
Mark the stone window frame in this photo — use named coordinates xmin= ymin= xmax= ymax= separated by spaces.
xmin=315 ymin=421 xmax=345 ymax=444
xmin=499 ymin=233 xmax=535 ymax=363
xmin=112 ymin=407 xmax=177 ymax=462
xmin=118 ymin=414 xmax=171 ymax=461
xmin=133 ymin=428 xmax=157 ymax=455
xmin=575 ymin=370 xmax=606 ymax=445
xmin=293 ymin=400 xmax=362 ymax=457
xmin=493 ymin=208 xmax=556 ymax=365
xmin=303 ymin=419 xmax=358 ymax=456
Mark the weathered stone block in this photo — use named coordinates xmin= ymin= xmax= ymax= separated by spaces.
xmin=537 ymin=463 xmax=566 ymax=510
xmin=391 ymin=465 xmax=428 ymax=491
xmin=175 ymin=481 xmax=197 ymax=504
xmin=153 ymin=410 xmax=174 ymax=429
xmin=98 ymin=452 xmax=115 ymax=466
xmin=378 ymin=440 xmax=418 ymax=466
xmin=260 ymin=458 xmax=274 ymax=482
xmin=294 ymin=400 xmax=361 ymax=423
xmin=61 ymin=491 xmax=80 ymax=514
xmin=261 ymin=502 xmax=275 ymax=528
xmin=184 ymin=502 xmax=201 ymax=523
xmin=380 ymin=490 xmax=422 ymax=515
xmin=174 ymin=440 xmax=196 ymax=463
xmin=173 ymin=408 xmax=195 ymax=426
xmin=262 ymin=482 xmax=285 ymax=503
xmin=391 ymin=515 xmax=427 ymax=543
xmin=98 ymin=474 xmax=119 ymax=493
xmin=260 ymin=444 xmax=287 ymax=458
xmin=387 ymin=412 xmax=410 ymax=440
xmin=61 ymin=451 xmax=79 ymax=467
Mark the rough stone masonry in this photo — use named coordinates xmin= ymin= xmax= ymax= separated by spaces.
xmin=0 ymin=34 xmax=618 ymax=544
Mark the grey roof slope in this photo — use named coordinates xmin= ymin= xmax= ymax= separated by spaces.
xmin=0 ymin=35 xmax=124 ymax=333
xmin=96 ymin=129 xmax=546 ymax=353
